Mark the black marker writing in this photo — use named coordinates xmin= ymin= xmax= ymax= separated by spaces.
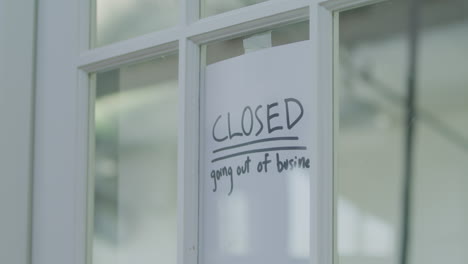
xmin=241 ymin=106 xmax=253 ymax=136
xmin=255 ymin=105 xmax=263 ymax=136
xmin=211 ymin=98 xmax=305 ymax=142
xmin=285 ymin=98 xmax=304 ymax=129
xmin=211 ymin=166 xmax=234 ymax=195
xmin=212 ymin=115 xmax=228 ymax=142
xmin=267 ymin=102 xmax=283 ymax=133
xmin=276 ymin=153 xmax=310 ymax=172
xmin=228 ymin=112 xmax=242 ymax=139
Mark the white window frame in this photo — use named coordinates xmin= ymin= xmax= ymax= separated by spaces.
xmin=31 ymin=0 xmax=381 ymax=264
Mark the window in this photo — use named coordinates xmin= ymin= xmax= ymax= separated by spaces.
xmin=335 ymin=1 xmax=468 ymax=264
xmin=90 ymin=55 xmax=179 ymax=264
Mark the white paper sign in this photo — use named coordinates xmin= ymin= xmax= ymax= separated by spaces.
xmin=201 ymin=41 xmax=314 ymax=264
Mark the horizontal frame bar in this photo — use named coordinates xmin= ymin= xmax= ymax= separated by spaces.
xmin=78 ymin=28 xmax=181 ymax=72
xmin=320 ymin=0 xmax=386 ymax=12
xmin=188 ymin=1 xmax=309 ymax=44
xmin=78 ymin=0 xmax=310 ymax=72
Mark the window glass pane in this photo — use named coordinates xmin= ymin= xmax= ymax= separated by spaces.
xmin=412 ymin=1 xmax=468 ymax=263
xmin=200 ymin=21 xmax=311 ymax=264
xmin=92 ymin=0 xmax=178 ymax=47
xmin=201 ymin=0 xmax=269 ymax=18
xmin=337 ymin=2 xmax=407 ymax=263
xmin=91 ymin=54 xmax=178 ymax=264
xmin=336 ymin=1 xmax=468 ymax=264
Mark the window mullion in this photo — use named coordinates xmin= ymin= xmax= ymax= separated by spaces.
xmin=177 ymin=37 xmax=200 ymax=264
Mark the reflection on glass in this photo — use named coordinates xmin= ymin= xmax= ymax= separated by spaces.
xmin=202 ymin=0 xmax=268 ymax=18
xmin=337 ymin=198 xmax=395 ymax=257
xmin=412 ymin=4 xmax=468 ymax=263
xmin=92 ymin=0 xmax=178 ymax=47
xmin=337 ymin=1 xmax=468 ymax=264
xmin=91 ymin=54 xmax=178 ymax=264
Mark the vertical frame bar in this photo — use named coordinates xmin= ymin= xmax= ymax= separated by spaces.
xmin=331 ymin=12 xmax=340 ymax=264
xmin=179 ymin=0 xmax=200 ymax=263
xmin=79 ymin=0 xmax=92 ymax=51
xmin=33 ymin=0 xmax=81 ymax=262
xmin=0 ymin=1 xmax=37 ymax=263
xmin=77 ymin=0 xmax=92 ymax=262
xmin=180 ymin=0 xmax=199 ymax=25
xmin=178 ymin=38 xmax=200 ymax=264
xmin=311 ymin=1 xmax=334 ymax=264
xmin=84 ymin=72 xmax=96 ymax=264
xmin=75 ymin=69 xmax=92 ymax=264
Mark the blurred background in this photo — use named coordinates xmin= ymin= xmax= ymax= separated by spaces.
xmin=92 ymin=54 xmax=178 ymax=264
xmin=337 ymin=1 xmax=468 ymax=264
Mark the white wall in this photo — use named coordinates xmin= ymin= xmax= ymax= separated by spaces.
xmin=0 ymin=0 xmax=36 ymax=263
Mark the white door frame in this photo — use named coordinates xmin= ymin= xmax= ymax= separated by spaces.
xmin=0 ymin=1 xmax=36 ymax=264
xmin=32 ymin=0 xmax=380 ymax=264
